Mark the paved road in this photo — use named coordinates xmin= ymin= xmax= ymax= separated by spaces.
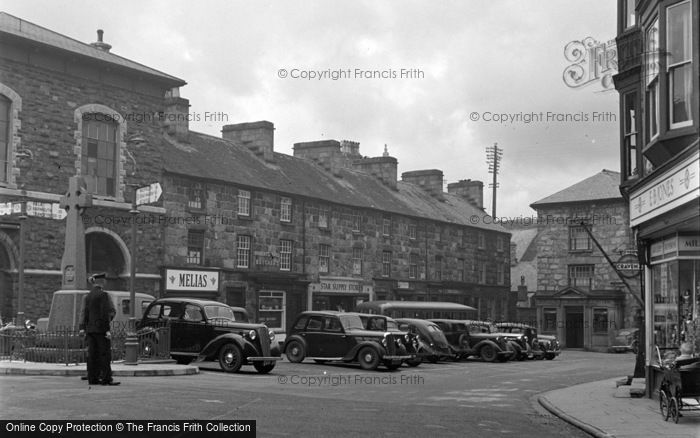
xmin=0 ymin=351 xmax=635 ymax=437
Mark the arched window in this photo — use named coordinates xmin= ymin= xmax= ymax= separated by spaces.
xmin=82 ymin=114 xmax=118 ymax=196
xmin=74 ymin=104 xmax=126 ymax=200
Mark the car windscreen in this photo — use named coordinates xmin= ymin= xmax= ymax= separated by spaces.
xmin=203 ymin=305 xmax=235 ymax=321
xmin=339 ymin=314 xmax=364 ymax=330
xmin=386 ymin=320 xmax=399 ymax=331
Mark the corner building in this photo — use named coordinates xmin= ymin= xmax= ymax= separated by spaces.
xmin=614 ymin=0 xmax=699 ymax=396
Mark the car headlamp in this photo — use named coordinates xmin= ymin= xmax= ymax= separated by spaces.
xmin=268 ymin=329 xmax=275 ymax=341
xmin=248 ymin=329 xmax=257 ymax=340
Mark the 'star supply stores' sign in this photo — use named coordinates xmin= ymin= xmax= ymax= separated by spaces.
xmin=165 ymin=268 xmax=219 ymax=292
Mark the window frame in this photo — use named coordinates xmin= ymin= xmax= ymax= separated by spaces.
xmin=666 ymin=0 xmax=693 ymax=130
xmin=237 ymin=189 xmax=251 ymax=216
xmin=280 ymin=197 xmax=292 ymax=223
xmin=81 ymin=113 xmax=119 ymax=197
xmin=593 ymin=307 xmax=609 ymax=334
xmin=381 ymin=251 xmax=392 ymax=277
xmin=352 ymin=247 xmax=363 ymax=275
xmin=645 ymin=17 xmax=660 ymax=143
xmin=318 ymin=244 xmax=330 ymax=273
xmin=0 ymin=94 xmax=11 ymax=185
xmin=186 ymin=229 xmax=205 ymax=265
xmin=279 ymin=239 xmax=293 ymax=271
xmin=382 ymin=217 xmax=391 ymax=236
xmin=409 ymin=253 xmax=418 ymax=279
xmin=236 ymin=235 xmax=251 ymax=269
xmin=568 ymin=264 xmax=595 ymax=290
xmin=569 ymin=226 xmax=592 ymax=252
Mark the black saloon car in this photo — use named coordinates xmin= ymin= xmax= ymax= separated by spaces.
xmin=495 ymin=322 xmax=561 ymax=360
xmin=284 ymin=311 xmax=411 ymax=370
xmin=138 ymin=298 xmax=281 ymax=373
xmin=357 ymin=313 xmax=421 ymax=366
xmin=395 ymin=318 xmax=452 ymax=363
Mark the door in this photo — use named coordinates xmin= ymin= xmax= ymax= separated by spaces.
xmin=565 ymin=307 xmax=584 ymax=348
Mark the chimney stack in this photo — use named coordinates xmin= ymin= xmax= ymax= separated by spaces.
xmin=352 ymin=156 xmax=398 ymax=190
xmin=401 ymin=169 xmax=444 ymax=199
xmin=293 ymin=140 xmax=345 ymax=176
xmin=447 ymin=179 xmax=484 ymax=210
xmin=222 ymin=121 xmax=275 ymax=162
xmin=163 ymin=88 xmax=190 ymax=142
xmin=90 ymin=29 xmax=112 ymax=52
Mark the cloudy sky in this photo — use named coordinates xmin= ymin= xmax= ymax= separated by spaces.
xmin=4 ymin=0 xmax=621 ymax=218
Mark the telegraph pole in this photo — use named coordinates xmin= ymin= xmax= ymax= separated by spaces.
xmin=486 ymin=143 xmax=503 ymax=218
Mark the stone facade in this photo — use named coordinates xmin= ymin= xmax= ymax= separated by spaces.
xmin=532 ymin=192 xmax=642 ymax=351
xmin=0 ymin=16 xmax=183 ymax=321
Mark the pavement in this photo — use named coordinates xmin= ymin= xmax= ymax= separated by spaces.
xmin=0 ymin=359 xmax=198 ymax=377
xmin=2 ymin=360 xmax=699 ymax=437
xmin=538 ymin=378 xmax=700 ymax=438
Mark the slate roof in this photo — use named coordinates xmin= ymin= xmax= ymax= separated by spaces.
xmin=162 ymin=131 xmax=508 ymax=233
xmin=0 ymin=12 xmax=185 ymax=87
xmin=530 ymin=169 xmax=622 ymax=208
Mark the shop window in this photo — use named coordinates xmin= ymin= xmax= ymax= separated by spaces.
xmin=593 ymin=308 xmax=609 ymax=334
xmin=237 ymin=190 xmax=251 ymax=216
xmin=544 ymin=308 xmax=557 ymax=333
xmin=569 ymin=226 xmax=592 ymax=251
xmin=279 ymin=240 xmax=293 ymax=271
xmin=258 ymin=291 xmax=285 ymax=330
xmin=186 ymin=230 xmax=204 ymax=265
xmin=280 ymin=197 xmax=292 ymax=222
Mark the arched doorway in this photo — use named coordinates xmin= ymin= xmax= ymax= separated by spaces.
xmin=85 ymin=231 xmax=127 ymax=291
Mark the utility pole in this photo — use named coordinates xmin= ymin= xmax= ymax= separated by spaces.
xmin=486 ymin=143 xmax=503 ymax=218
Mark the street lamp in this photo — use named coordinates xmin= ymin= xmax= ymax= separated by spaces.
xmin=16 ymin=208 xmax=27 ymax=326
xmin=123 ymin=183 xmax=140 ymax=365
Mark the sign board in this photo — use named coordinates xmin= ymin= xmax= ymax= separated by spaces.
xmin=630 ymin=152 xmax=699 ymax=226
xmin=0 ymin=202 xmax=22 ymax=216
xmin=165 ymin=268 xmax=219 ymax=292
xmin=136 ymin=182 xmax=163 ymax=206
xmin=614 ymin=253 xmax=641 ymax=279
xmin=25 ymin=201 xmax=67 ymax=220
xmin=313 ymin=277 xmax=366 ymax=294
xmin=650 ymin=234 xmax=700 ymax=263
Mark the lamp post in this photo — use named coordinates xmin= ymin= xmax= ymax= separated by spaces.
xmin=16 ymin=208 xmax=27 ymax=326
xmin=123 ymin=184 xmax=140 ymax=365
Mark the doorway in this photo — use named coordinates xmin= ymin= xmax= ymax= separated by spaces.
xmin=565 ymin=307 xmax=584 ymax=348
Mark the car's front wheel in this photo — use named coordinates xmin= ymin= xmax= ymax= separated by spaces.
xmin=480 ymin=344 xmax=497 ymax=362
xmin=285 ymin=340 xmax=306 ymax=363
xmin=545 ymin=353 xmax=556 ymax=360
xmin=253 ymin=361 xmax=276 ymax=374
xmin=218 ymin=343 xmax=243 ymax=373
xmin=357 ymin=346 xmax=380 ymax=370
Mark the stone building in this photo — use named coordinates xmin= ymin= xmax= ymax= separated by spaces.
xmin=161 ymin=121 xmax=512 ymax=335
xmin=530 ymin=170 xmax=642 ymax=351
xmin=614 ymin=0 xmax=699 ymax=396
xmin=0 ymin=13 xmax=183 ymax=321
xmin=0 ymin=13 xmax=512 ymax=334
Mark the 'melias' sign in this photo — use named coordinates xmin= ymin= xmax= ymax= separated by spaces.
xmin=165 ymin=269 xmax=219 ymax=292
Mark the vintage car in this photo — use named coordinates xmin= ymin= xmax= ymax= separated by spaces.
xmin=495 ymin=322 xmax=561 ymax=360
xmin=432 ymin=319 xmax=514 ymax=362
xmin=395 ymin=318 xmax=452 ymax=364
xmin=138 ymin=298 xmax=281 ymax=373
xmin=494 ymin=322 xmax=545 ymax=360
xmin=284 ymin=311 xmax=411 ymax=370
xmin=610 ymin=328 xmax=639 ymax=354
xmin=356 ymin=313 xmax=420 ymax=366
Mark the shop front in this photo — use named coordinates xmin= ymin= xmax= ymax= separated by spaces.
xmin=629 ymin=150 xmax=700 ymax=397
xmin=309 ymin=276 xmax=373 ymax=312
